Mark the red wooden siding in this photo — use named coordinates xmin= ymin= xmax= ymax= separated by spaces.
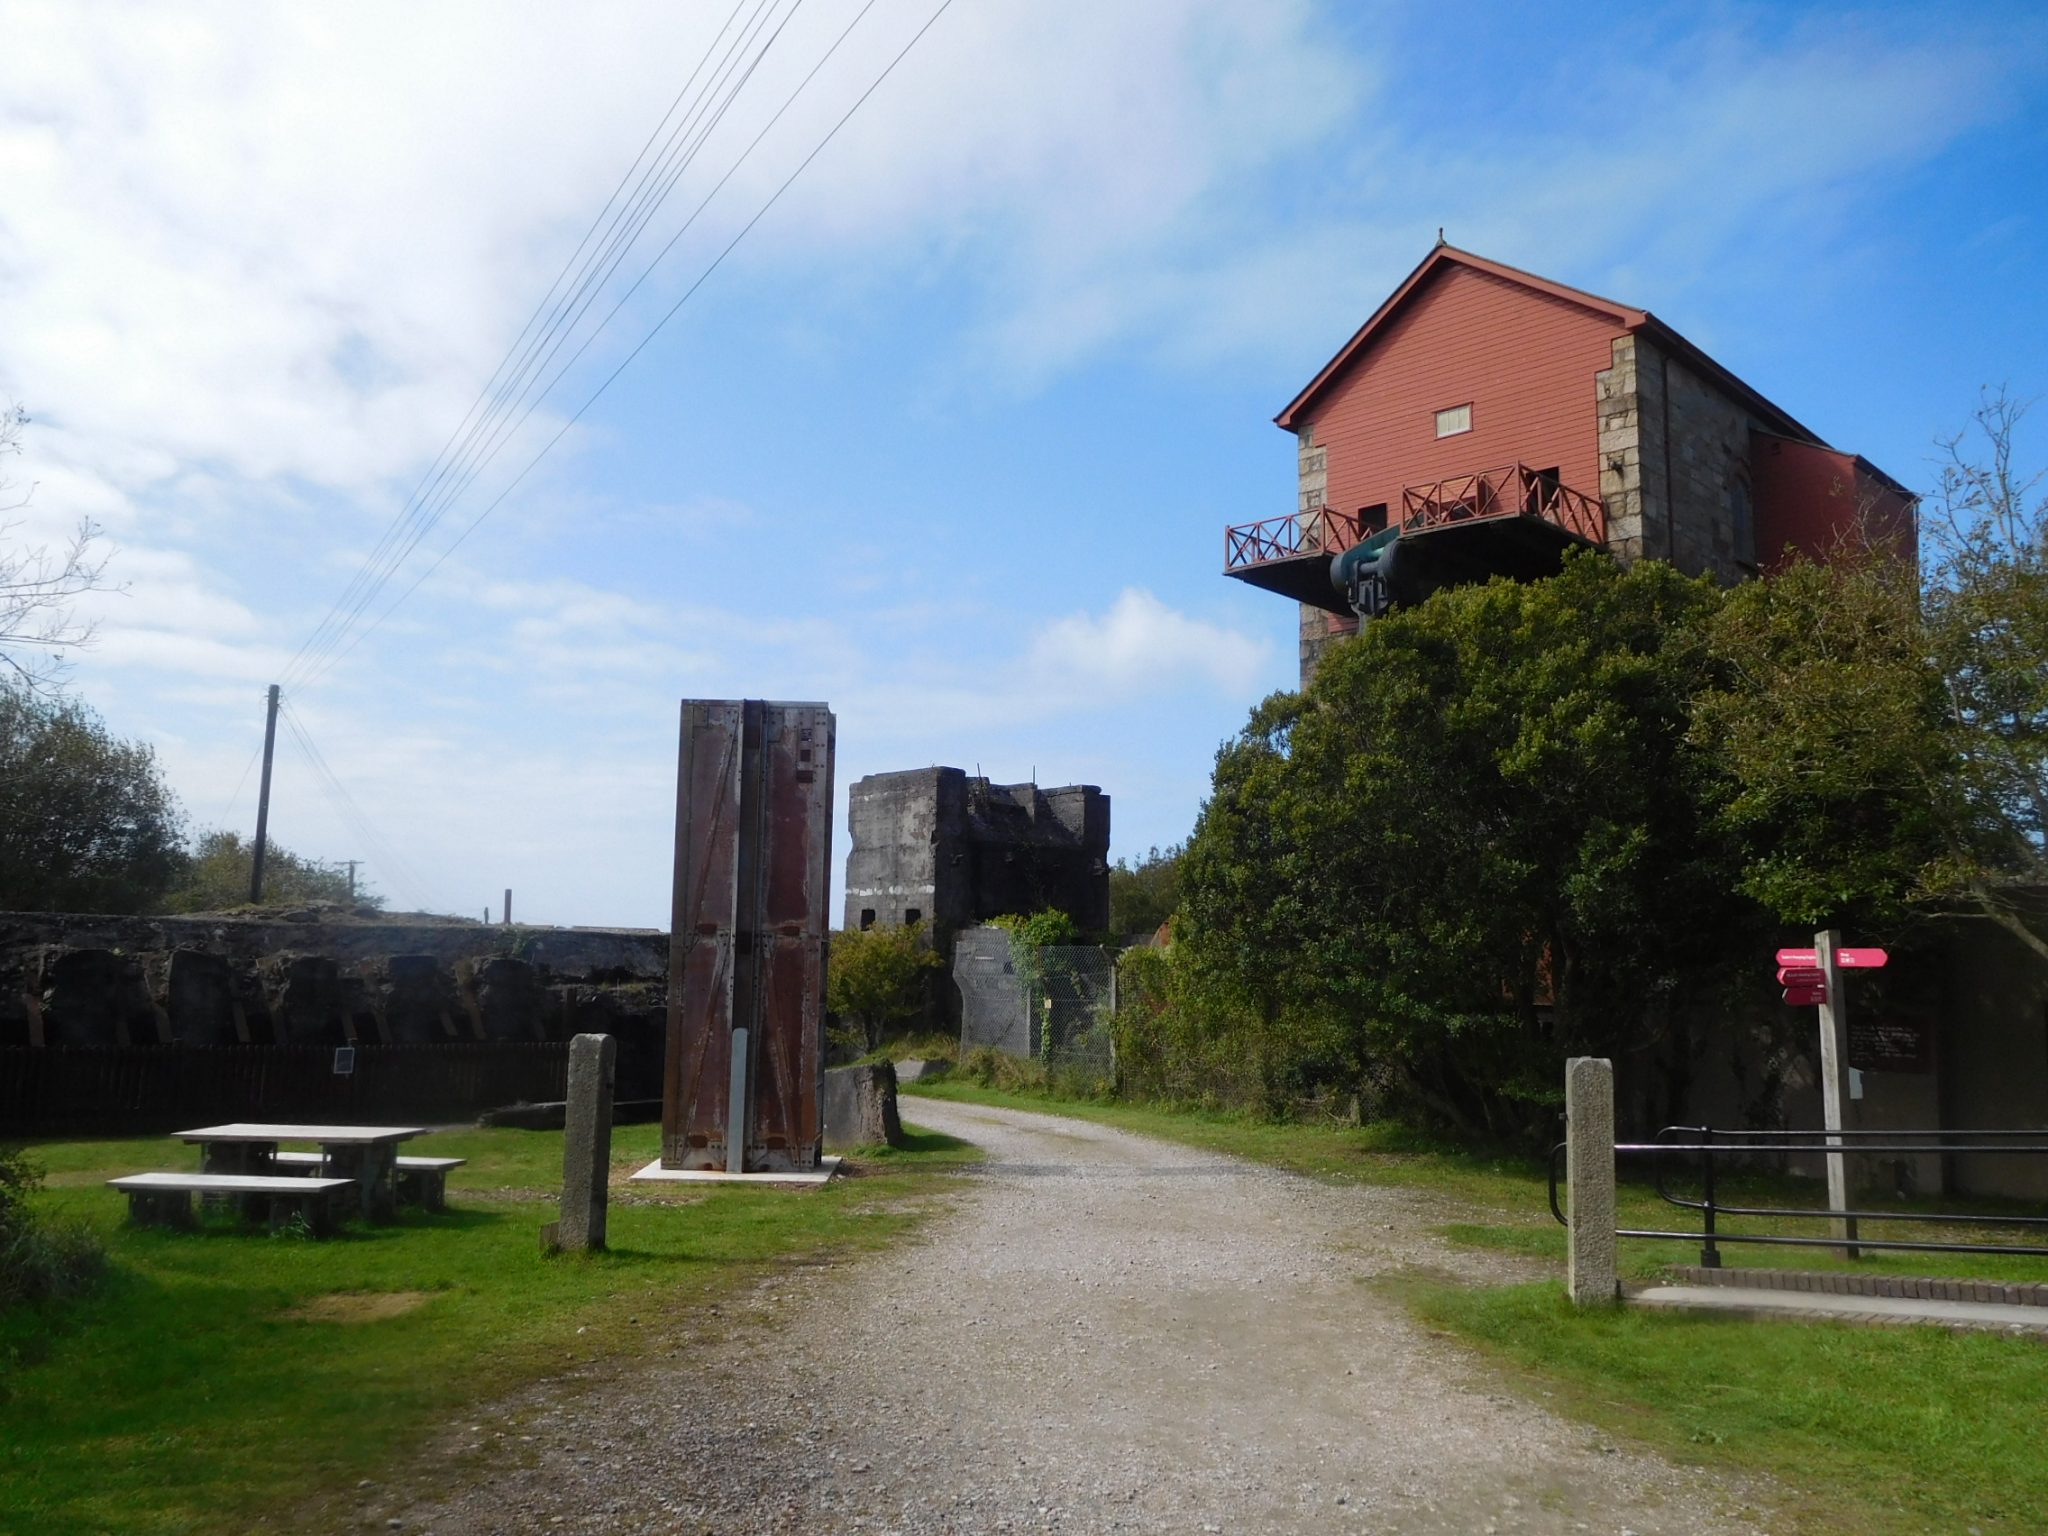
xmin=1301 ymin=264 xmax=1623 ymax=528
xmin=1752 ymin=432 xmax=1917 ymax=570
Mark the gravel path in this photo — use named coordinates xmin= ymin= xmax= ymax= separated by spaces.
xmin=399 ymin=1099 xmax=1774 ymax=1535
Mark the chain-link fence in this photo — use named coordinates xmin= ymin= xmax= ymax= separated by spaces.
xmin=1028 ymin=945 xmax=1116 ymax=1073
xmin=955 ymin=928 xmax=1117 ymax=1074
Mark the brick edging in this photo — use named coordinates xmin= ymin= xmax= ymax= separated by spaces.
xmin=1666 ymin=1265 xmax=2048 ymax=1308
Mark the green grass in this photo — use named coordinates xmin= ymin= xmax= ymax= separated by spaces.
xmin=913 ymin=1078 xmax=2048 ymax=1535
xmin=1409 ymin=1280 xmax=2048 ymax=1536
xmin=0 ymin=1119 xmax=976 ymax=1536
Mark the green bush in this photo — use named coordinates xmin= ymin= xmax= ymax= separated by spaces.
xmin=0 ymin=1146 xmax=106 ymax=1310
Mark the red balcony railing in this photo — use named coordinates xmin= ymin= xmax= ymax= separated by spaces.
xmin=1224 ymin=465 xmax=1605 ymax=578
xmin=1223 ymin=505 xmax=1365 ymax=573
xmin=1401 ymin=462 xmax=1604 ymax=544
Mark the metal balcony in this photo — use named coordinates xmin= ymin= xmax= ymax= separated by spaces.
xmin=1224 ymin=463 xmax=1604 ymax=613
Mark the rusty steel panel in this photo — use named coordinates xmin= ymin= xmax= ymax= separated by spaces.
xmin=662 ymin=699 xmax=834 ymax=1171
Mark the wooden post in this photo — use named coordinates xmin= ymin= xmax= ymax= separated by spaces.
xmin=249 ymin=684 xmax=280 ymax=902
xmin=1815 ymin=929 xmax=1860 ymax=1257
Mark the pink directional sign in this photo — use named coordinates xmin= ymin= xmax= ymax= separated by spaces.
xmin=1777 ymin=966 xmax=1824 ymax=986
xmin=1775 ymin=946 xmax=1889 ymax=969
xmin=1782 ymin=985 xmax=1828 ymax=1006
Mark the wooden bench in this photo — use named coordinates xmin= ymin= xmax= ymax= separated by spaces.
xmin=107 ymin=1172 xmax=357 ymax=1235
xmin=270 ymin=1152 xmax=467 ymax=1211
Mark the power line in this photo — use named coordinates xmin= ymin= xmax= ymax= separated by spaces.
xmin=298 ymin=0 xmax=952 ymax=689
xmin=276 ymin=698 xmax=438 ymax=912
xmin=292 ymin=0 xmax=808 ymax=686
xmin=211 ymin=728 xmax=266 ymax=829
xmin=278 ymin=0 xmax=763 ymax=689
xmin=280 ymin=0 xmax=803 ymax=692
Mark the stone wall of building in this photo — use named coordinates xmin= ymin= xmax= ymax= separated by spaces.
xmin=843 ymin=769 xmax=1110 ymax=936
xmin=1612 ymin=334 xmax=1761 ymax=583
xmin=1292 ymin=422 xmax=1360 ymax=688
xmin=0 ymin=909 xmax=667 ymax=1060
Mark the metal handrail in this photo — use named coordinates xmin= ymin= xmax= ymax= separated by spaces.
xmin=1223 ymin=505 xmax=1365 ymax=572
xmin=1548 ymin=1125 xmax=2048 ymax=1267
xmin=1401 ymin=462 xmax=1605 ymax=544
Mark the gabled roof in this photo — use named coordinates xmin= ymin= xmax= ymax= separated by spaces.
xmin=1274 ymin=242 xmax=1824 ymax=447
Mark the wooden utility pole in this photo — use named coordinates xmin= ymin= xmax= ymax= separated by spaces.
xmin=345 ymin=860 xmax=359 ymax=900
xmin=249 ymin=684 xmax=281 ymax=903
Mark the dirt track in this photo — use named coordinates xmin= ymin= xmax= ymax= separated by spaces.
xmin=401 ymin=1099 xmax=1773 ymax=1535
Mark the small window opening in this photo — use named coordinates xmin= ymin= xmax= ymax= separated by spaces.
xmin=1434 ymin=403 xmax=1472 ymax=438
xmin=859 ymin=908 xmax=876 ymax=931
xmin=905 ymin=908 xmax=922 ymax=926
xmin=1358 ymin=503 xmax=1388 ymax=535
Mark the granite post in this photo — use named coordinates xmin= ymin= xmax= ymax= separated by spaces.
xmin=557 ymin=1031 xmax=616 ymax=1251
xmin=1565 ymin=1056 xmax=1618 ymax=1306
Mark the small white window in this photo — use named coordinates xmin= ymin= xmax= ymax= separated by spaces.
xmin=1435 ymin=403 xmax=1472 ymax=437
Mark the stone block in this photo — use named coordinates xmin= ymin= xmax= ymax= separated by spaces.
xmin=1565 ymin=1056 xmax=1618 ymax=1306
xmin=821 ymin=1062 xmax=904 ymax=1151
xmin=164 ymin=948 xmax=236 ymax=1045
xmin=378 ymin=954 xmax=457 ymax=1044
xmin=556 ymin=1032 xmax=617 ymax=1252
xmin=261 ymin=953 xmax=343 ymax=1044
xmin=41 ymin=948 xmax=154 ymax=1047
xmin=472 ymin=955 xmax=543 ymax=1041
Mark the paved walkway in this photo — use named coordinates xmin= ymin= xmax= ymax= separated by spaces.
xmin=402 ymin=1099 xmax=1773 ymax=1535
xmin=1632 ymin=1282 xmax=2048 ymax=1332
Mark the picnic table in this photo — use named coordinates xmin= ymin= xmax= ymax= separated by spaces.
xmin=176 ymin=1123 xmax=427 ymax=1223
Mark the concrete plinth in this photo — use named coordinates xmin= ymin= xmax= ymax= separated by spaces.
xmin=629 ymin=1156 xmax=842 ymax=1187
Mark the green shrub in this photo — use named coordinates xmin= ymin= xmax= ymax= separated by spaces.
xmin=0 ymin=1146 xmax=106 ymax=1309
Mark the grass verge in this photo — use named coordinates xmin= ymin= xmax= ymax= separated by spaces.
xmin=1406 ymin=1278 xmax=2048 ymax=1536
xmin=910 ymin=1077 xmax=2048 ymax=1535
xmin=1 ymin=1119 xmax=975 ymax=1536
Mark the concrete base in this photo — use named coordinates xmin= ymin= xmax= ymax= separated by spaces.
xmin=1631 ymin=1283 xmax=2048 ymax=1334
xmin=628 ymin=1156 xmax=843 ymax=1187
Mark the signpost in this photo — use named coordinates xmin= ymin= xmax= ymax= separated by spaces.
xmin=1776 ymin=935 xmax=1890 ymax=1257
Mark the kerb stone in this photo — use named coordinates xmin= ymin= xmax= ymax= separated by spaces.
xmin=557 ymin=1031 xmax=616 ymax=1251
xmin=1565 ymin=1056 xmax=1618 ymax=1306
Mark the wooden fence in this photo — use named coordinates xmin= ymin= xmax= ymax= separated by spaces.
xmin=0 ymin=1043 xmax=572 ymax=1136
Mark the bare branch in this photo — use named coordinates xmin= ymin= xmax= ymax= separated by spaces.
xmin=0 ymin=404 xmax=118 ymax=694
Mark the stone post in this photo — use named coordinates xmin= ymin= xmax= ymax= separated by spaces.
xmin=1565 ymin=1056 xmax=1618 ymax=1306
xmin=556 ymin=1031 xmax=616 ymax=1252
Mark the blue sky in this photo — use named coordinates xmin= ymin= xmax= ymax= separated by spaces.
xmin=2 ymin=0 xmax=2044 ymax=927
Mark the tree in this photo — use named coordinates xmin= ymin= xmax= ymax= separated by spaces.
xmin=160 ymin=830 xmax=383 ymax=914
xmin=1692 ymin=390 xmax=2048 ymax=961
xmin=1108 ymin=844 xmax=1183 ymax=937
xmin=1689 ymin=550 xmax=1969 ymax=938
xmin=827 ymin=921 xmax=944 ymax=1052
xmin=1178 ymin=553 xmax=1758 ymax=1135
xmin=0 ymin=683 xmax=187 ymax=913
xmin=1 ymin=405 xmax=113 ymax=694
xmin=1920 ymin=387 xmax=2048 ymax=958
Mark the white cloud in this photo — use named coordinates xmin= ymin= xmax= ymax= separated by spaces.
xmin=1025 ymin=588 xmax=1267 ymax=700
xmin=0 ymin=1 xmax=2031 ymax=925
